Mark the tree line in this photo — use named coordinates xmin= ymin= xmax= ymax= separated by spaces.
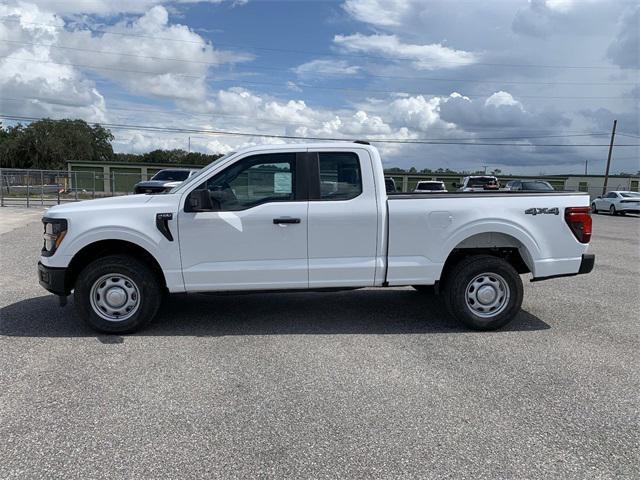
xmin=0 ymin=119 xmax=223 ymax=170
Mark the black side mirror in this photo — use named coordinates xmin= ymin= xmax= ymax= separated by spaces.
xmin=452 ymin=182 xmax=458 ymax=188
xmin=186 ymin=189 xmax=216 ymax=212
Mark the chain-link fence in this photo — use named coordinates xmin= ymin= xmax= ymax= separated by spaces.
xmin=0 ymin=168 xmax=149 ymax=207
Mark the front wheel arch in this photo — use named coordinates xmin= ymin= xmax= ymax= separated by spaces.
xmin=67 ymin=239 xmax=166 ymax=294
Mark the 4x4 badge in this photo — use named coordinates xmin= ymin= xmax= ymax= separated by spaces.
xmin=525 ymin=207 xmax=559 ymax=215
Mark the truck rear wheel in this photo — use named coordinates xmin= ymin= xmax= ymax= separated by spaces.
xmin=443 ymin=255 xmax=523 ymax=331
xmin=74 ymin=255 xmax=162 ymax=333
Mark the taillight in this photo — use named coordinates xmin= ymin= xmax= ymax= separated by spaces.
xmin=565 ymin=207 xmax=592 ymax=243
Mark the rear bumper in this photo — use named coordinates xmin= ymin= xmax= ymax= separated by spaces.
xmin=38 ymin=262 xmax=69 ymax=296
xmin=531 ymin=254 xmax=594 ymax=282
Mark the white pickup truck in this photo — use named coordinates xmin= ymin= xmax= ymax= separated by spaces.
xmin=38 ymin=142 xmax=594 ymax=333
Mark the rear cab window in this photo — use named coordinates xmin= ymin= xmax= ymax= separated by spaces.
xmin=318 ymin=152 xmax=362 ymax=200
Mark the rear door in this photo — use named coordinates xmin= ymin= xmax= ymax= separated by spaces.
xmin=307 ymin=149 xmax=380 ymax=288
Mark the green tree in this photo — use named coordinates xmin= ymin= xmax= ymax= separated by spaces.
xmin=0 ymin=119 xmax=114 ymax=169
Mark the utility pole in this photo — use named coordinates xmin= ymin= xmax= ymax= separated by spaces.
xmin=602 ymin=119 xmax=617 ymax=195
xmin=585 ymin=159 xmax=588 ymax=175
xmin=188 ymin=136 xmax=191 ymax=153
xmin=482 ymin=165 xmax=488 ymax=174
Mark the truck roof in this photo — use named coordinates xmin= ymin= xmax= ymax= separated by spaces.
xmin=232 ymin=141 xmax=378 ymax=156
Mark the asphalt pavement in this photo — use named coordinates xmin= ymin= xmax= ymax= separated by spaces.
xmin=1 ymin=208 xmax=638 ymax=479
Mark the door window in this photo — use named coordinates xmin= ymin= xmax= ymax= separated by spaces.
xmin=199 ymin=153 xmax=296 ymax=211
xmin=318 ymin=152 xmax=362 ymax=200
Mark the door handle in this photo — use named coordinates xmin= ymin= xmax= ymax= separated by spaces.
xmin=273 ymin=217 xmax=301 ymax=224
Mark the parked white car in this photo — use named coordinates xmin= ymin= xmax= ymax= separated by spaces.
xmin=591 ymin=191 xmax=640 ymax=215
xmin=414 ymin=180 xmax=447 ymax=193
xmin=38 ymin=143 xmax=594 ymax=334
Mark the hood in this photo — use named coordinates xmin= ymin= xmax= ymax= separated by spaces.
xmin=44 ymin=194 xmax=154 ymax=217
xmin=136 ymin=180 xmax=171 ymax=187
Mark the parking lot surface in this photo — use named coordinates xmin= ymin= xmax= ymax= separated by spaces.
xmin=1 ymin=208 xmax=639 ymax=479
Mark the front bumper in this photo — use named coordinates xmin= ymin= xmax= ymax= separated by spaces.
xmin=531 ymin=254 xmax=595 ymax=282
xmin=38 ymin=262 xmax=69 ymax=296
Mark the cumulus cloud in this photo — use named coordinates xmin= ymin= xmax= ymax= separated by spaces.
xmin=0 ymin=1 xmax=252 ymax=121
xmin=293 ymin=59 xmax=360 ymax=78
xmin=606 ymin=5 xmax=639 ymax=69
xmin=333 ymin=33 xmax=478 ymax=70
xmin=439 ymin=91 xmax=569 ymax=132
xmin=342 ymin=0 xmax=413 ymax=27
xmin=0 ymin=2 xmax=107 ymax=121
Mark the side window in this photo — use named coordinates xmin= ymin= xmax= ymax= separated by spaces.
xmin=318 ymin=152 xmax=362 ymax=201
xmin=606 ymin=192 xmax=617 ymax=198
xmin=199 ymin=153 xmax=296 ymax=211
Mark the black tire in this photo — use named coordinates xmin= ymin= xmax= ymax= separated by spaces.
xmin=442 ymin=255 xmax=523 ymax=331
xmin=74 ymin=255 xmax=162 ymax=333
xmin=591 ymin=203 xmax=598 ymax=214
xmin=412 ymin=285 xmax=435 ymax=293
xmin=610 ymin=205 xmax=617 ymax=216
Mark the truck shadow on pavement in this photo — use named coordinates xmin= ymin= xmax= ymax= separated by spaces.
xmin=1 ymin=289 xmax=550 ymax=338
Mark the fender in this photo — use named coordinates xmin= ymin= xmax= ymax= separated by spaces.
xmin=437 ymin=218 xmax=541 ymax=275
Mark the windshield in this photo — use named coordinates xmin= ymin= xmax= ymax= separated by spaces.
xmin=152 ymin=170 xmax=191 ymax=181
xmin=620 ymin=192 xmax=640 ymax=198
xmin=521 ymin=181 xmax=554 ymax=191
xmin=417 ymin=182 xmax=444 ymax=190
xmin=468 ymin=177 xmax=498 ymax=187
xmin=168 ymin=152 xmax=235 ymax=194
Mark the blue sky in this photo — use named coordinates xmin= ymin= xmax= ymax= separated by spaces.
xmin=0 ymin=0 xmax=638 ymax=174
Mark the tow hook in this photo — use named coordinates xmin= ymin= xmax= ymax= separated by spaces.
xmin=58 ymin=295 xmax=68 ymax=307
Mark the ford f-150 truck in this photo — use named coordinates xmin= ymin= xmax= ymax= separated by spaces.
xmin=38 ymin=142 xmax=594 ymax=333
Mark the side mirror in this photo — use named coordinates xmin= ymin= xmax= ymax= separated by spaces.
xmin=186 ymin=189 xmax=217 ymax=212
xmin=452 ymin=182 xmax=458 ymax=188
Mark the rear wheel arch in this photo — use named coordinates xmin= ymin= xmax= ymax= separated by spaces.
xmin=439 ymin=232 xmax=533 ymax=288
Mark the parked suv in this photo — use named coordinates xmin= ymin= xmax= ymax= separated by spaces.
xmin=456 ymin=176 xmax=500 ymax=192
xmin=414 ymin=181 xmax=447 ymax=193
xmin=134 ymin=169 xmax=199 ymax=194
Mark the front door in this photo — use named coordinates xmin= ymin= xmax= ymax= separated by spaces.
xmin=178 ymin=152 xmax=308 ymax=291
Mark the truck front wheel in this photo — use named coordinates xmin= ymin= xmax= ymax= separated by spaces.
xmin=74 ymin=255 xmax=162 ymax=333
xmin=443 ymin=255 xmax=523 ymax=331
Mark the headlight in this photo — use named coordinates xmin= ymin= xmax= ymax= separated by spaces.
xmin=42 ymin=218 xmax=68 ymax=256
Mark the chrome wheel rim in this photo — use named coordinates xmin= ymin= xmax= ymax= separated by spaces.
xmin=465 ymin=272 xmax=510 ymax=318
xmin=90 ymin=273 xmax=140 ymax=322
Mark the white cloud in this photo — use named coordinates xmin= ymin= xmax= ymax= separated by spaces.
xmin=55 ymin=6 xmax=251 ymax=102
xmin=333 ymin=33 xmax=478 ymax=70
xmin=294 ymin=59 xmax=360 ymax=78
xmin=0 ymin=2 xmax=107 ymax=121
xmin=342 ymin=0 xmax=412 ymax=27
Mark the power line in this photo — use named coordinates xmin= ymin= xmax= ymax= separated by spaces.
xmin=0 ymin=96 xmax=616 ymax=141
xmin=0 ymin=39 xmax=635 ymax=86
xmin=2 ymin=114 xmax=639 ymax=147
xmin=0 ymin=56 xmax=634 ymax=101
xmin=2 ymin=93 xmax=614 ymax=134
xmin=0 ymin=17 xmax=632 ymax=71
xmin=617 ymin=132 xmax=640 ymax=139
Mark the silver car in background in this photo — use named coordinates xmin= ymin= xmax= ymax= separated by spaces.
xmin=591 ymin=191 xmax=640 ymax=215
